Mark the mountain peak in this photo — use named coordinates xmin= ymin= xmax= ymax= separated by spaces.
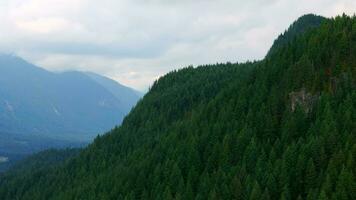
xmin=267 ymin=14 xmax=327 ymax=56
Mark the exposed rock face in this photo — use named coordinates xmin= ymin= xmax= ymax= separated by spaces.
xmin=289 ymin=88 xmax=318 ymax=112
xmin=0 ymin=156 xmax=8 ymax=163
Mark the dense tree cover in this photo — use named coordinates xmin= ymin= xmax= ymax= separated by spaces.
xmin=4 ymin=148 xmax=80 ymax=175
xmin=0 ymin=14 xmax=355 ymax=200
xmin=267 ymin=14 xmax=327 ymax=57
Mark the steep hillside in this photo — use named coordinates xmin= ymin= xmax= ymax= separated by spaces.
xmin=0 ymin=14 xmax=355 ymax=200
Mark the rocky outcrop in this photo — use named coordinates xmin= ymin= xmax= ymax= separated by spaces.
xmin=289 ymin=88 xmax=318 ymax=112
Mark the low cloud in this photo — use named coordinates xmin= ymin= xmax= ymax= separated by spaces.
xmin=0 ymin=0 xmax=354 ymax=91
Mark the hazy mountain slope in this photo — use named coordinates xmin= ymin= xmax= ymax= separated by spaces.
xmin=0 ymin=56 xmax=140 ymax=171
xmin=85 ymin=72 xmax=142 ymax=113
xmin=0 ymin=14 xmax=355 ymax=200
xmin=0 ymin=55 xmax=140 ymax=140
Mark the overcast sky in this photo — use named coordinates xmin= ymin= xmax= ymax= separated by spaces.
xmin=0 ymin=0 xmax=355 ymax=91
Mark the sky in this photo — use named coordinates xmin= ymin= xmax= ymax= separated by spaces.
xmin=0 ymin=0 xmax=355 ymax=91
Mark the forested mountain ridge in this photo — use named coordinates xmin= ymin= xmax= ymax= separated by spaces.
xmin=267 ymin=14 xmax=327 ymax=56
xmin=0 ymin=14 xmax=355 ymax=200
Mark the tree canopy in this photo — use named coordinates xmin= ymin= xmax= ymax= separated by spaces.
xmin=0 ymin=14 xmax=355 ymax=200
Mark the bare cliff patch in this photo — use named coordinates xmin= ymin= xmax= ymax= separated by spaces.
xmin=289 ymin=88 xmax=318 ymax=112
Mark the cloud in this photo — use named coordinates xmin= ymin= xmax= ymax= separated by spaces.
xmin=0 ymin=0 xmax=354 ymax=91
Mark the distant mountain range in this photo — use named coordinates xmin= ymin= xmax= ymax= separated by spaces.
xmin=0 ymin=54 xmax=142 ymax=169
xmin=0 ymin=54 xmax=141 ymax=141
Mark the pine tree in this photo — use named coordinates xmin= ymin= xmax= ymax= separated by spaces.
xmin=249 ymin=181 xmax=262 ymax=200
xmin=231 ymin=176 xmax=244 ymax=200
xmin=261 ymin=188 xmax=271 ymax=200
xmin=305 ymin=159 xmax=318 ymax=190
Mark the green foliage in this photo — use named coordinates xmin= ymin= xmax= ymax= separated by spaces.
xmin=268 ymin=14 xmax=327 ymax=57
xmin=0 ymin=14 xmax=355 ymax=200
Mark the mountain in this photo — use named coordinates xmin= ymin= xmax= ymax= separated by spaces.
xmin=85 ymin=72 xmax=143 ymax=113
xmin=0 ymin=55 xmax=141 ymax=171
xmin=0 ymin=14 xmax=355 ymax=200
xmin=267 ymin=14 xmax=327 ymax=56
xmin=0 ymin=55 xmax=141 ymax=141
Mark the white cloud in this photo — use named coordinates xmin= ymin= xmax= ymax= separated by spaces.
xmin=15 ymin=18 xmax=75 ymax=34
xmin=0 ymin=0 xmax=354 ymax=91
